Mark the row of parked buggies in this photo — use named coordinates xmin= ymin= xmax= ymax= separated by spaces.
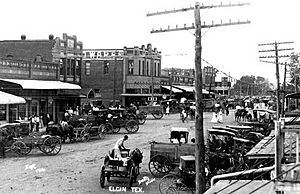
xmin=46 ymin=107 xmax=148 ymax=144
xmin=0 ymin=107 xmax=148 ymax=158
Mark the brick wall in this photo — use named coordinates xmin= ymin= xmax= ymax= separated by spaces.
xmin=0 ymin=40 xmax=55 ymax=62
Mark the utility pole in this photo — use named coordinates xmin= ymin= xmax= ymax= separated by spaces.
xmin=258 ymin=41 xmax=294 ymax=179
xmin=259 ymin=41 xmax=294 ymax=118
xmin=147 ymin=2 xmax=250 ymax=193
xmin=169 ymin=67 xmax=173 ymax=99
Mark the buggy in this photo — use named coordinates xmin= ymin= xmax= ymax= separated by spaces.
xmin=102 ymin=108 xmax=139 ymax=134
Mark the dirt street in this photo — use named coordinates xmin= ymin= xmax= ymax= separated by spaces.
xmin=0 ymin=111 xmax=236 ymax=194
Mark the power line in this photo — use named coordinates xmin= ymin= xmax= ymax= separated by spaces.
xmin=147 ymin=2 xmax=250 ymax=193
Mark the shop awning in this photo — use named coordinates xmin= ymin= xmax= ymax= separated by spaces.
xmin=120 ymin=93 xmax=163 ymax=97
xmin=172 ymin=85 xmax=211 ymax=94
xmin=161 ymin=86 xmax=183 ymax=93
xmin=0 ymin=79 xmax=81 ymax=90
xmin=0 ymin=91 xmax=26 ymax=104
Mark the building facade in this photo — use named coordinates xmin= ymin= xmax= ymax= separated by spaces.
xmin=82 ymin=44 xmax=162 ymax=106
xmin=0 ymin=34 xmax=83 ymax=122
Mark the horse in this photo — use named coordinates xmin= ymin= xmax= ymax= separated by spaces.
xmin=127 ymin=148 xmax=143 ymax=168
xmin=46 ymin=121 xmax=74 ymax=143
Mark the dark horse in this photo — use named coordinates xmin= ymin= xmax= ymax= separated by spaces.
xmin=46 ymin=121 xmax=74 ymax=143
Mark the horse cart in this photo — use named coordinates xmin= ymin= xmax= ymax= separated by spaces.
xmin=100 ymin=148 xmax=143 ymax=188
xmin=148 ymin=141 xmax=195 ymax=177
xmin=2 ymin=133 xmax=61 ymax=156
xmin=139 ymin=105 xmax=164 ymax=119
xmin=103 ymin=108 xmax=139 ymax=134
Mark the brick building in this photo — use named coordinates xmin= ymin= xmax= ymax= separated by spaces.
xmin=82 ymin=44 xmax=162 ymax=106
xmin=0 ymin=34 xmax=82 ymax=122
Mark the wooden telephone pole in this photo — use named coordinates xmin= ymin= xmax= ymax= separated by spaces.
xmin=147 ymin=2 xmax=250 ymax=193
xmin=259 ymin=41 xmax=294 ymax=179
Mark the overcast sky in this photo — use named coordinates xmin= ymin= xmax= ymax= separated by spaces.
xmin=1 ymin=0 xmax=299 ymax=84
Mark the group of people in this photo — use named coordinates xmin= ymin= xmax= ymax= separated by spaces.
xmin=211 ymin=101 xmax=230 ymax=123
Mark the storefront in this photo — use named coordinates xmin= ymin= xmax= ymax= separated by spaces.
xmin=0 ymin=79 xmax=81 ymax=123
xmin=0 ymin=91 xmax=26 ymax=123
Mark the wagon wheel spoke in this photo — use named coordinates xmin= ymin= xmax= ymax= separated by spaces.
xmin=152 ymin=110 xmax=163 ymax=119
xmin=166 ymin=182 xmax=189 ymax=194
xmin=43 ymin=136 xmax=62 ymax=155
xmin=149 ymin=155 xmax=172 ymax=177
xmin=98 ymin=125 xmax=105 ymax=139
xmin=12 ymin=141 xmax=30 ymax=156
xmin=100 ymin=166 xmax=105 ymax=188
xmin=125 ymin=120 xmax=139 ymax=133
xmin=159 ymin=174 xmax=181 ymax=194
xmin=80 ymin=129 xmax=90 ymax=142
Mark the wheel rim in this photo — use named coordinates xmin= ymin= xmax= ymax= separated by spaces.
xmin=159 ymin=174 xmax=180 ymax=194
xmin=98 ymin=125 xmax=105 ymax=139
xmin=129 ymin=166 xmax=135 ymax=188
xmin=80 ymin=129 xmax=90 ymax=142
xmin=100 ymin=167 xmax=105 ymax=188
xmin=149 ymin=155 xmax=172 ymax=177
xmin=43 ymin=137 xmax=62 ymax=155
xmin=166 ymin=182 xmax=188 ymax=194
xmin=153 ymin=111 xmax=163 ymax=119
xmin=125 ymin=120 xmax=139 ymax=133
xmin=112 ymin=124 xmax=121 ymax=133
xmin=12 ymin=141 xmax=29 ymax=156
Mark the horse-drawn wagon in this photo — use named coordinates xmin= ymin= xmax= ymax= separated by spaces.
xmin=139 ymin=105 xmax=164 ymax=119
xmin=99 ymin=148 xmax=143 ymax=188
xmin=148 ymin=140 xmax=195 ymax=177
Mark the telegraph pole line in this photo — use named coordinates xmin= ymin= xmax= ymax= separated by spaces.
xmin=258 ymin=41 xmax=294 ymax=118
xmin=258 ymin=41 xmax=293 ymax=180
xmin=147 ymin=2 xmax=250 ymax=193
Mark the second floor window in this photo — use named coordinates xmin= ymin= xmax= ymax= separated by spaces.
xmin=128 ymin=60 xmax=134 ymax=75
xmin=104 ymin=61 xmax=109 ymax=74
xmin=85 ymin=61 xmax=91 ymax=75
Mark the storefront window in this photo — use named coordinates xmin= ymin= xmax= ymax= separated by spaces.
xmin=0 ymin=105 xmax=6 ymax=121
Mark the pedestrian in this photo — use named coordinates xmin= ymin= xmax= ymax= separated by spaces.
xmin=34 ymin=114 xmax=40 ymax=132
xmin=30 ymin=114 xmax=35 ymax=132
xmin=166 ymin=102 xmax=170 ymax=116
xmin=211 ymin=102 xmax=220 ymax=123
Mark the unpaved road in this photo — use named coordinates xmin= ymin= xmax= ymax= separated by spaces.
xmin=0 ymin=111 xmax=235 ymax=194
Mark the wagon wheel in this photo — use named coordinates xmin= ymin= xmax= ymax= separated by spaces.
xmin=97 ymin=125 xmax=105 ymax=139
xmin=80 ymin=129 xmax=90 ymax=142
xmin=149 ymin=155 xmax=172 ymax=177
xmin=81 ymin=124 xmax=91 ymax=142
xmin=166 ymin=182 xmax=189 ymax=194
xmin=152 ymin=110 xmax=163 ymax=119
xmin=42 ymin=136 xmax=62 ymax=155
xmin=159 ymin=173 xmax=181 ymax=194
xmin=125 ymin=120 xmax=139 ymax=133
xmin=140 ymin=111 xmax=147 ymax=118
xmin=137 ymin=114 xmax=146 ymax=125
xmin=100 ymin=166 xmax=106 ymax=188
xmin=12 ymin=141 xmax=30 ymax=156
xmin=101 ymin=123 xmax=115 ymax=134
xmin=112 ymin=125 xmax=121 ymax=133
xmin=128 ymin=166 xmax=136 ymax=188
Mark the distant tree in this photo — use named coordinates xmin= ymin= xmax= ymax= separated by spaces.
xmin=231 ymin=75 xmax=273 ymax=97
